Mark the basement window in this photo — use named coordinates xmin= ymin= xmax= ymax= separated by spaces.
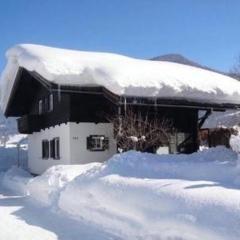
xmin=42 ymin=140 xmax=49 ymax=159
xmin=50 ymin=137 xmax=60 ymax=159
xmin=87 ymin=135 xmax=109 ymax=151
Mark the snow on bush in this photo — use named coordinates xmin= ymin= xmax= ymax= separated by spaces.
xmin=2 ymin=166 xmax=32 ymax=195
xmin=27 ymin=163 xmax=101 ymax=207
xmin=58 ymin=147 xmax=240 ymax=240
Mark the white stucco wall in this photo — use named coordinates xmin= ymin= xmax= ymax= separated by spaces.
xmin=28 ymin=123 xmax=71 ymax=175
xmin=28 ymin=122 xmax=116 ymax=174
xmin=69 ymin=122 xmax=116 ymax=164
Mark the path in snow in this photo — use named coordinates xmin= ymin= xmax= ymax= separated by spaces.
xmin=0 ymin=185 xmax=119 ymax=240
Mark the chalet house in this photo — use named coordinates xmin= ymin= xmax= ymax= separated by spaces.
xmin=1 ymin=44 xmax=240 ymax=175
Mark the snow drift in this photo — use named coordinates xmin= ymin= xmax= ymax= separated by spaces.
xmin=2 ymin=44 xmax=240 ymax=112
xmin=27 ymin=163 xmax=101 ymax=206
xmin=2 ymin=166 xmax=32 ymax=195
xmin=58 ymin=147 xmax=240 ymax=240
xmin=1 ymin=147 xmax=240 ymax=239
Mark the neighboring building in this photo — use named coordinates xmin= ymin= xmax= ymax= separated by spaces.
xmin=200 ymin=110 xmax=240 ymax=148
xmin=1 ymin=44 xmax=240 ymax=175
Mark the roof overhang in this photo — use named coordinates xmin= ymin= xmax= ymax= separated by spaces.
xmin=4 ymin=68 xmax=240 ymax=117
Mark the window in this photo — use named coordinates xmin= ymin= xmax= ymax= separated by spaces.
xmin=39 ymin=100 xmax=43 ymax=115
xmin=44 ymin=97 xmax=49 ymax=113
xmin=50 ymin=137 xmax=60 ymax=159
xmin=49 ymin=94 xmax=53 ymax=112
xmin=169 ymin=132 xmax=190 ymax=154
xmin=87 ymin=135 xmax=109 ymax=151
xmin=42 ymin=140 xmax=49 ymax=159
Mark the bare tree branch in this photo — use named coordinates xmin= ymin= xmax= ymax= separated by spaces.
xmin=107 ymin=108 xmax=175 ymax=152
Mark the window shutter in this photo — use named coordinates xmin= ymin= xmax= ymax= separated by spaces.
xmin=46 ymin=141 xmax=49 ymax=158
xmin=42 ymin=141 xmax=45 ymax=158
xmin=103 ymin=137 xmax=109 ymax=150
xmin=55 ymin=138 xmax=60 ymax=159
xmin=86 ymin=136 xmax=92 ymax=150
xmin=50 ymin=139 xmax=55 ymax=158
xmin=42 ymin=140 xmax=49 ymax=159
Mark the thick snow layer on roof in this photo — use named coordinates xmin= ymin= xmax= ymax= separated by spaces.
xmin=1 ymin=44 xmax=240 ymax=112
xmin=202 ymin=110 xmax=240 ymax=128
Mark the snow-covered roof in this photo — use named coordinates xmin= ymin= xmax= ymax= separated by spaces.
xmin=1 ymin=44 xmax=240 ymax=112
xmin=202 ymin=110 xmax=240 ymax=129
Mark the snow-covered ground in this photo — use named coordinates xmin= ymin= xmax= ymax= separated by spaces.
xmin=0 ymin=147 xmax=240 ymax=240
xmin=0 ymin=184 xmax=119 ymax=240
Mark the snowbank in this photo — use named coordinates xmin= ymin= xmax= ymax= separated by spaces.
xmin=59 ymin=147 xmax=240 ymax=240
xmin=27 ymin=163 xmax=101 ymax=206
xmin=2 ymin=166 xmax=32 ymax=195
xmin=1 ymin=147 xmax=240 ymax=239
xmin=2 ymin=44 xmax=240 ymax=112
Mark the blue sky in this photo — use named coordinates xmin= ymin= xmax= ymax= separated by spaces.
xmin=0 ymin=0 xmax=240 ymax=73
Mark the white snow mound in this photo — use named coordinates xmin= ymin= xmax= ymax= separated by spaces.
xmin=1 ymin=147 xmax=240 ymax=239
xmin=58 ymin=147 xmax=240 ymax=240
xmin=1 ymin=44 xmax=240 ymax=112
xmin=2 ymin=166 xmax=32 ymax=195
xmin=27 ymin=163 xmax=101 ymax=206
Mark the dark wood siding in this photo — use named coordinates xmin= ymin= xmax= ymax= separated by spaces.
xmin=69 ymin=92 xmax=116 ymax=123
xmin=10 ymin=68 xmax=200 ymax=152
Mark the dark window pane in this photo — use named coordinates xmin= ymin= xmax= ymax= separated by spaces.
xmin=54 ymin=137 xmax=60 ymax=159
xmin=42 ymin=140 xmax=49 ymax=159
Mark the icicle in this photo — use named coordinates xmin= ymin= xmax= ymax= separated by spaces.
xmin=124 ymin=97 xmax=127 ymax=115
xmin=118 ymin=105 xmax=122 ymax=136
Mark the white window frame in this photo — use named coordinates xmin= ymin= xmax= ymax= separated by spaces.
xmin=87 ymin=135 xmax=109 ymax=151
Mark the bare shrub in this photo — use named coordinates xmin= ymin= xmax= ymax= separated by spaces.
xmin=107 ymin=108 xmax=174 ymax=152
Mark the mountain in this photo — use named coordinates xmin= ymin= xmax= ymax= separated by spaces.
xmin=151 ymin=54 xmax=225 ymax=75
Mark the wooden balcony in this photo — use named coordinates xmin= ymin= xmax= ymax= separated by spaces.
xmin=17 ymin=115 xmax=43 ymax=134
